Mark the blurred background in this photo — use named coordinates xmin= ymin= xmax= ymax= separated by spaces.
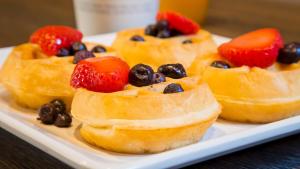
xmin=0 ymin=0 xmax=299 ymax=47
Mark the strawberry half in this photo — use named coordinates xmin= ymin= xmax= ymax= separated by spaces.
xmin=30 ymin=25 xmax=83 ymax=56
xmin=71 ymin=57 xmax=130 ymax=93
xmin=156 ymin=11 xmax=200 ymax=35
xmin=218 ymin=28 xmax=284 ymax=68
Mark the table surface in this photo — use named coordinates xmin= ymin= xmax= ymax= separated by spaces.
xmin=0 ymin=0 xmax=300 ymax=169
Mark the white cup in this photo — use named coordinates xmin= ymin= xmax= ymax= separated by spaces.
xmin=73 ymin=0 xmax=159 ymax=36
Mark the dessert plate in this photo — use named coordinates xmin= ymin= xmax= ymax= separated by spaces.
xmin=0 ymin=33 xmax=299 ymax=169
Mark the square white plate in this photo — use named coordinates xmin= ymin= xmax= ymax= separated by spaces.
xmin=0 ymin=33 xmax=299 ymax=169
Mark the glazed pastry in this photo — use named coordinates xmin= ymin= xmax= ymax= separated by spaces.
xmin=70 ymin=57 xmax=221 ymax=153
xmin=203 ymin=28 xmax=300 ymax=123
xmin=112 ymin=12 xmax=217 ymax=75
xmin=0 ymin=26 xmax=114 ymax=110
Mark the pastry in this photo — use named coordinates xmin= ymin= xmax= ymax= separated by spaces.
xmin=202 ymin=28 xmax=300 ymax=123
xmin=112 ymin=12 xmax=217 ymax=75
xmin=70 ymin=57 xmax=221 ymax=153
xmin=0 ymin=25 xmax=114 ymax=110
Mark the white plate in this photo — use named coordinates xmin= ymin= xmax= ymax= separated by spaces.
xmin=0 ymin=33 xmax=299 ymax=169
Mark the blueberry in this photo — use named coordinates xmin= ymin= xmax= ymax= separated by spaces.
xmin=158 ymin=63 xmax=187 ymax=79
xmin=129 ymin=64 xmax=154 ymax=87
xmin=73 ymin=50 xmax=95 ymax=64
xmin=163 ymin=83 xmax=184 ymax=94
xmin=277 ymin=42 xmax=300 ymax=64
xmin=211 ymin=61 xmax=231 ymax=69
xmin=156 ymin=20 xmax=169 ymax=31
xmin=91 ymin=45 xmax=106 ymax=53
xmin=131 ymin=35 xmax=145 ymax=42
xmin=145 ymin=24 xmax=158 ymax=36
xmin=38 ymin=103 xmax=57 ymax=124
xmin=157 ymin=29 xmax=171 ymax=39
xmin=182 ymin=39 xmax=193 ymax=44
xmin=170 ymin=29 xmax=182 ymax=37
xmin=54 ymin=113 xmax=72 ymax=128
xmin=50 ymin=99 xmax=66 ymax=114
xmin=70 ymin=42 xmax=87 ymax=55
xmin=56 ymin=48 xmax=70 ymax=57
xmin=152 ymin=72 xmax=166 ymax=84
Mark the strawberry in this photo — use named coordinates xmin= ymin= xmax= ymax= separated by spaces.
xmin=71 ymin=57 xmax=130 ymax=93
xmin=156 ymin=11 xmax=200 ymax=35
xmin=30 ymin=25 xmax=83 ymax=56
xmin=218 ymin=28 xmax=284 ymax=68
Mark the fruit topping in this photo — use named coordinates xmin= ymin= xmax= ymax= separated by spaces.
xmin=163 ymin=83 xmax=184 ymax=94
xmin=156 ymin=20 xmax=169 ymax=31
xmin=218 ymin=28 xmax=283 ymax=68
xmin=158 ymin=63 xmax=187 ymax=79
xmin=70 ymin=42 xmax=87 ymax=55
xmin=56 ymin=48 xmax=70 ymax=57
xmin=157 ymin=29 xmax=171 ymax=39
xmin=38 ymin=103 xmax=57 ymax=124
xmin=91 ymin=45 xmax=107 ymax=53
xmin=152 ymin=72 xmax=166 ymax=84
xmin=131 ymin=35 xmax=145 ymax=42
xmin=156 ymin=11 xmax=200 ymax=35
xmin=145 ymin=24 xmax=159 ymax=36
xmin=182 ymin=39 xmax=193 ymax=44
xmin=211 ymin=61 xmax=231 ymax=69
xmin=71 ymin=57 xmax=130 ymax=92
xmin=50 ymin=99 xmax=66 ymax=114
xmin=73 ymin=50 xmax=95 ymax=64
xmin=277 ymin=42 xmax=300 ymax=64
xmin=54 ymin=113 xmax=72 ymax=128
xmin=30 ymin=25 xmax=83 ymax=56
xmin=128 ymin=64 xmax=154 ymax=87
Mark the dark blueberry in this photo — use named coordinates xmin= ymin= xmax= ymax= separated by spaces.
xmin=91 ymin=45 xmax=107 ymax=53
xmin=145 ymin=24 xmax=158 ymax=36
xmin=211 ymin=61 xmax=231 ymax=69
xmin=158 ymin=63 xmax=187 ymax=79
xmin=152 ymin=72 xmax=166 ymax=84
xmin=156 ymin=20 xmax=169 ymax=31
xmin=163 ymin=83 xmax=184 ymax=94
xmin=73 ymin=50 xmax=95 ymax=64
xmin=56 ymin=48 xmax=70 ymax=57
xmin=129 ymin=64 xmax=154 ymax=87
xmin=277 ymin=42 xmax=300 ymax=64
xmin=38 ymin=103 xmax=57 ymax=124
xmin=170 ymin=29 xmax=182 ymax=37
xmin=130 ymin=35 xmax=145 ymax=42
xmin=182 ymin=39 xmax=193 ymax=44
xmin=70 ymin=42 xmax=87 ymax=55
xmin=157 ymin=29 xmax=171 ymax=39
xmin=50 ymin=99 xmax=66 ymax=114
xmin=54 ymin=113 xmax=72 ymax=128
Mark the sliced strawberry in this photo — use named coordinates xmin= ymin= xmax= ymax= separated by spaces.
xmin=30 ymin=25 xmax=83 ymax=56
xmin=71 ymin=57 xmax=130 ymax=93
xmin=218 ymin=28 xmax=283 ymax=68
xmin=156 ymin=11 xmax=200 ymax=35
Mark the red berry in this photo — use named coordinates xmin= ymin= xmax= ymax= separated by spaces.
xmin=30 ymin=25 xmax=83 ymax=56
xmin=71 ymin=57 xmax=130 ymax=93
xmin=156 ymin=11 xmax=200 ymax=35
xmin=218 ymin=28 xmax=283 ymax=68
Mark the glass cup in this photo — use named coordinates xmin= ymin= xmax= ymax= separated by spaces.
xmin=73 ymin=0 xmax=159 ymax=35
xmin=159 ymin=0 xmax=208 ymax=24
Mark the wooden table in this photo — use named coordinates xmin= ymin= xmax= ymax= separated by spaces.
xmin=0 ymin=0 xmax=300 ymax=168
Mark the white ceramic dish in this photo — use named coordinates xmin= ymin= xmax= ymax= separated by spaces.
xmin=0 ymin=33 xmax=299 ymax=169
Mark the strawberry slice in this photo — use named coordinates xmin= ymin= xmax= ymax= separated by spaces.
xmin=71 ymin=57 xmax=130 ymax=93
xmin=218 ymin=28 xmax=283 ymax=68
xmin=156 ymin=11 xmax=200 ymax=35
xmin=30 ymin=25 xmax=83 ymax=56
